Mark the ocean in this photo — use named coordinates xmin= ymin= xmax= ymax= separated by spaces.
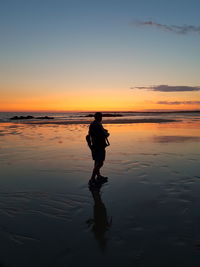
xmin=0 ymin=111 xmax=200 ymax=124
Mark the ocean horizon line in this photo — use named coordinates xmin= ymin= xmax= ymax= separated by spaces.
xmin=0 ymin=109 xmax=200 ymax=113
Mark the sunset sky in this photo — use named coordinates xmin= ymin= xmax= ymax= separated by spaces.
xmin=0 ymin=0 xmax=200 ymax=111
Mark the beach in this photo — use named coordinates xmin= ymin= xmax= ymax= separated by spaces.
xmin=1 ymin=0 xmax=200 ymax=265
xmin=0 ymin=116 xmax=200 ymax=266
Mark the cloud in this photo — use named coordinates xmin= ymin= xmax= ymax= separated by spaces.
xmin=131 ymin=85 xmax=200 ymax=92
xmin=133 ymin=20 xmax=200 ymax=35
xmin=157 ymin=101 xmax=200 ymax=105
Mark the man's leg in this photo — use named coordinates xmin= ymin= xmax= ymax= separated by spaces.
xmin=90 ymin=160 xmax=103 ymax=181
xmin=89 ymin=149 xmax=106 ymax=185
xmin=95 ymin=160 xmax=104 ymax=177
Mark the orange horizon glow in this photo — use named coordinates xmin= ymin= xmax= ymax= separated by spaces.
xmin=1 ymin=89 xmax=200 ymax=112
xmin=1 ymin=107 xmax=200 ymax=112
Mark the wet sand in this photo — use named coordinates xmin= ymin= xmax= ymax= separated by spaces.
xmin=0 ymin=121 xmax=200 ymax=266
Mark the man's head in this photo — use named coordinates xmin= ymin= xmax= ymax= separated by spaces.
xmin=94 ymin=112 xmax=103 ymax=122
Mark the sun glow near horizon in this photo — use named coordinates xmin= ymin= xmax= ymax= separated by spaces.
xmin=1 ymin=86 xmax=200 ymax=112
xmin=1 ymin=95 xmax=200 ymax=112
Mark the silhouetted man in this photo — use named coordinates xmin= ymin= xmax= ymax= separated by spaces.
xmin=86 ymin=112 xmax=110 ymax=186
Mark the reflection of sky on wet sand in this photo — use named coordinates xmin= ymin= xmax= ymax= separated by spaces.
xmin=0 ymin=121 xmax=200 ymax=266
xmin=153 ymin=135 xmax=200 ymax=143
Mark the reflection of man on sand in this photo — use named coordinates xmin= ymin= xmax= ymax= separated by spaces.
xmin=87 ymin=185 xmax=112 ymax=252
xmin=86 ymin=112 xmax=110 ymax=187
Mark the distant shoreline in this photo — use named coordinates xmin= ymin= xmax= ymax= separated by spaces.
xmin=2 ymin=118 xmax=178 ymax=125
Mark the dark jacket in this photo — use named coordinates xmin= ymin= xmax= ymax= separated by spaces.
xmin=89 ymin=121 xmax=108 ymax=149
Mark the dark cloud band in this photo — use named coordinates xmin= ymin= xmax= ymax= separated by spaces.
xmin=133 ymin=21 xmax=200 ymax=35
xmin=157 ymin=101 xmax=200 ymax=105
xmin=131 ymin=85 xmax=200 ymax=92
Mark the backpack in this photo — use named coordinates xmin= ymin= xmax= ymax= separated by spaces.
xmin=86 ymin=134 xmax=92 ymax=149
xmin=86 ymin=134 xmax=110 ymax=149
